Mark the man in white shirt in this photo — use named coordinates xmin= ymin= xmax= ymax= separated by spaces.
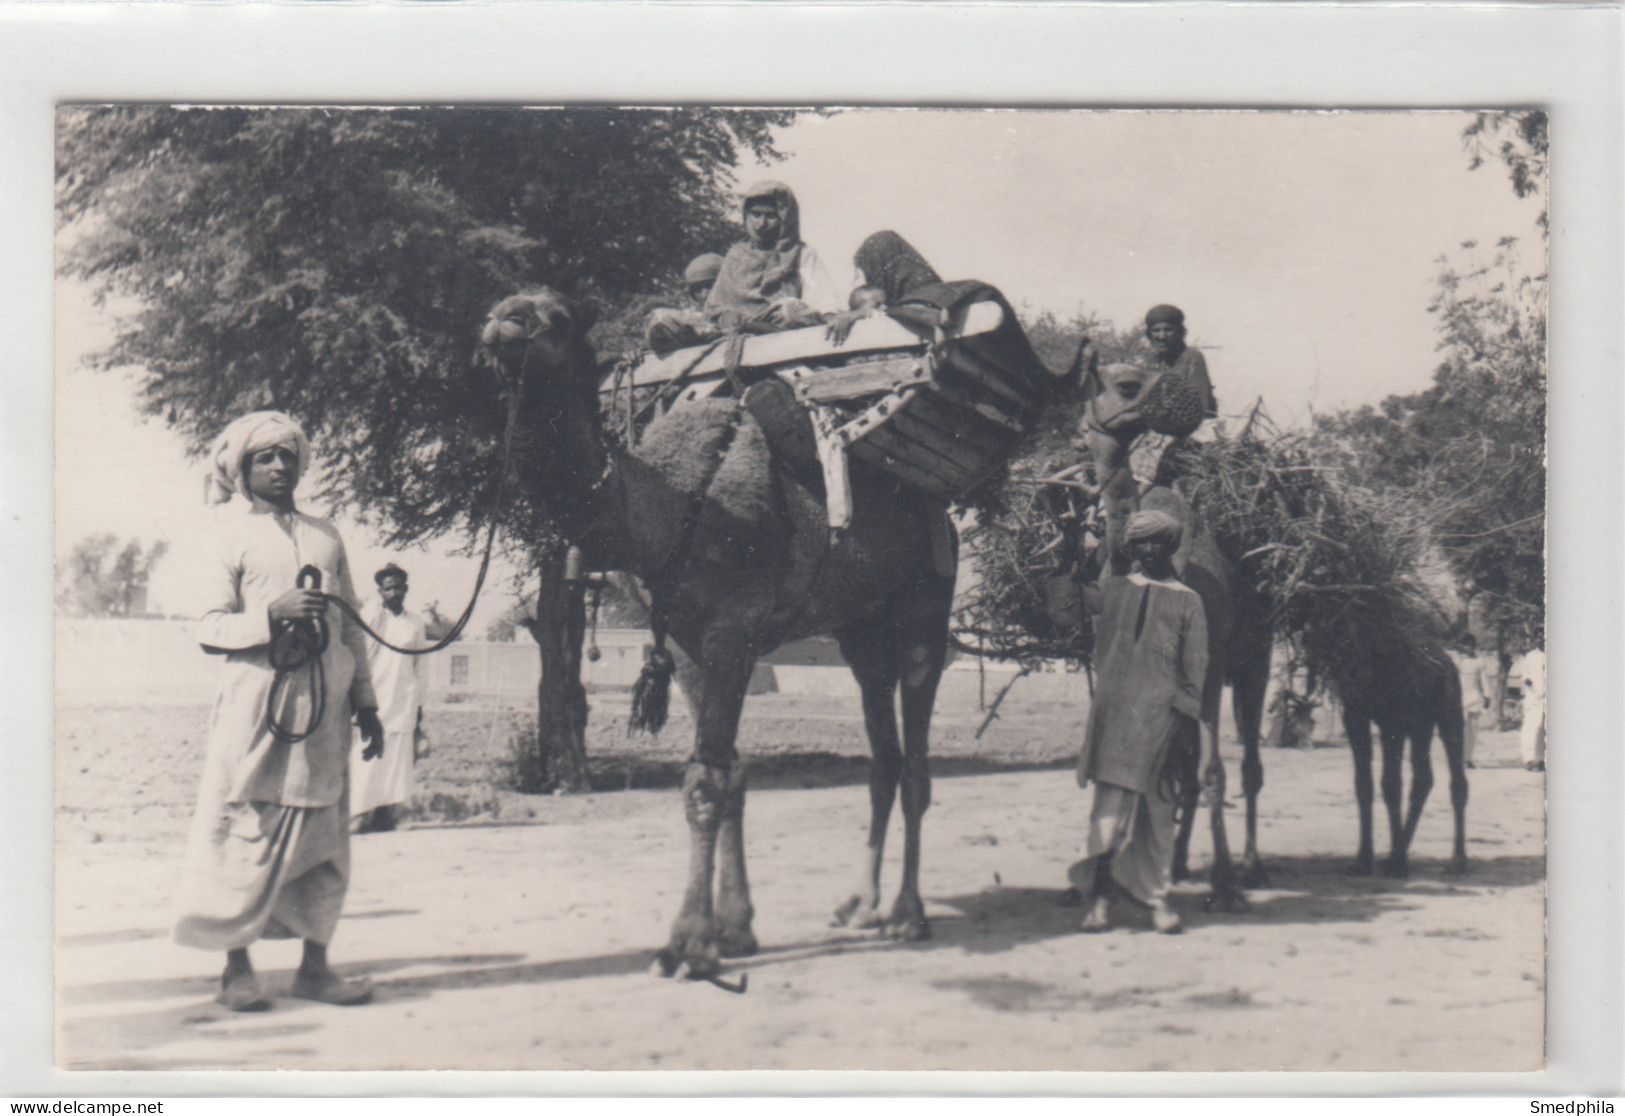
xmin=350 ymin=564 xmax=429 ymax=832
xmin=1518 ymin=646 xmax=1546 ymax=772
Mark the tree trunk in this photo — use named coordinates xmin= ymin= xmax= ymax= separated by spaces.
xmin=520 ymin=545 xmax=591 ymax=793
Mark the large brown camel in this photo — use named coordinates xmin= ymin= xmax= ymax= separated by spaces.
xmin=478 ymin=287 xmax=1052 ymax=980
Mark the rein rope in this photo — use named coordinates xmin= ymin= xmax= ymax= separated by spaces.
xmin=266 ymin=564 xmax=331 ymax=743
xmin=261 ymin=343 xmax=530 ymax=741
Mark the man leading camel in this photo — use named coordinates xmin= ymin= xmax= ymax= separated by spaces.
xmin=174 ymin=411 xmax=382 ymax=1010
xmin=1067 ymin=509 xmax=1216 ymax=934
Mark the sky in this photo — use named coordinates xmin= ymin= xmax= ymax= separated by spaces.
xmin=53 ymin=108 xmax=1545 ymax=624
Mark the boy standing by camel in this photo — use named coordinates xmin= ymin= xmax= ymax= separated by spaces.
xmin=1068 ymin=509 xmax=1215 ymax=934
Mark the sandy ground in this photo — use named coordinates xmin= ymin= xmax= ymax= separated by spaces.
xmin=54 ymin=689 xmax=1544 ymax=1073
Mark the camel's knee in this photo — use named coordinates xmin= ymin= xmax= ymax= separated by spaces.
xmin=1240 ymin=754 xmax=1264 ymax=798
xmin=681 ymin=762 xmax=733 ymax=831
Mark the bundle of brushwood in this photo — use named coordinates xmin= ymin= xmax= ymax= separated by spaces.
xmin=955 ymin=401 xmax=1457 ymax=694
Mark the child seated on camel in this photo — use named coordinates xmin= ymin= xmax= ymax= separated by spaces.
xmin=645 ymin=253 xmax=725 ymax=356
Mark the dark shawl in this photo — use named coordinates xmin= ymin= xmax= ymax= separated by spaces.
xmin=853 ymin=230 xmax=943 ymax=306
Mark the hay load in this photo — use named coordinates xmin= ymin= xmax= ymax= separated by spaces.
xmin=955 ymin=401 xmax=1459 ymax=696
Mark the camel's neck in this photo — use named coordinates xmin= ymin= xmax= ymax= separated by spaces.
xmin=545 ymin=405 xmax=666 ymax=576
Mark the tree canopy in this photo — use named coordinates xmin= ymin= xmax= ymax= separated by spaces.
xmin=57 ymin=106 xmax=794 ymax=556
xmin=1316 ymin=112 xmax=1546 ymax=655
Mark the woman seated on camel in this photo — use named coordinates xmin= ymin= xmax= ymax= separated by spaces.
xmin=826 ymin=230 xmax=945 ymax=345
xmin=706 ymin=180 xmax=843 ymax=334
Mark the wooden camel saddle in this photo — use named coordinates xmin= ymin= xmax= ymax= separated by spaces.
xmin=613 ymin=282 xmax=1068 ymax=523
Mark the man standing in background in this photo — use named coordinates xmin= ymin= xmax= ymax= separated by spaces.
xmin=1518 ymin=645 xmax=1546 ymax=773
xmin=351 ymin=564 xmax=429 ymax=833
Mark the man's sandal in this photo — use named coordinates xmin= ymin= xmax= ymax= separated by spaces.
xmin=290 ymin=972 xmax=374 ymax=1006
xmin=215 ymin=972 xmax=272 ymax=1012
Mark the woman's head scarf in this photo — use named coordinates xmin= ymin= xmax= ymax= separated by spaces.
xmin=739 ymin=180 xmax=800 ymax=249
xmin=853 ymin=231 xmax=943 ymax=306
xmin=705 ymin=181 xmax=806 ymax=320
xmin=1126 ymin=509 xmax=1183 ymax=549
xmin=204 ymin=410 xmax=311 ymax=505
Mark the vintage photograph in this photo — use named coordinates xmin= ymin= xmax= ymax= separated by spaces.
xmin=53 ymin=106 xmax=1547 ymax=1073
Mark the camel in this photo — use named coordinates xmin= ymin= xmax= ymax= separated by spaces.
xmin=1079 ymin=362 xmax=1274 ymax=909
xmin=1338 ymin=645 xmax=1470 ymax=878
xmin=478 ymin=286 xmax=1054 ymax=980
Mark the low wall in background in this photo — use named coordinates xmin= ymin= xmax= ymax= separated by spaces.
xmin=54 ymin=619 xmax=1326 ymax=744
xmin=54 ymin=620 xmax=934 ymax=707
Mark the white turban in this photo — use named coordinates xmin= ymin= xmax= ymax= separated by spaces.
xmin=1126 ymin=509 xmax=1183 ymax=549
xmin=203 ymin=410 xmax=311 ymax=505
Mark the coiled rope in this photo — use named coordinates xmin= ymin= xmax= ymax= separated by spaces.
xmin=262 ymin=344 xmax=530 ymax=740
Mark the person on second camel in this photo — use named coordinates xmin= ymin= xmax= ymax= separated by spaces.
xmin=705 ymin=180 xmax=843 ymax=334
xmin=1130 ymin=303 xmax=1220 ymax=493
xmin=350 ymin=563 xmax=430 ymax=835
xmin=173 ymin=411 xmax=383 ymax=1011
xmin=1067 ymin=509 xmax=1216 ymax=935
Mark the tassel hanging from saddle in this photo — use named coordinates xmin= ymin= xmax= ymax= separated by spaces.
xmin=627 ymin=490 xmax=711 ymax=736
xmin=629 ymin=618 xmax=677 ymax=736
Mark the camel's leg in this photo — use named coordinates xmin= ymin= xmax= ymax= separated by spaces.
xmin=1084 ymin=428 xmax=1138 ymax=576
xmin=714 ymin=761 xmax=756 ymax=958
xmin=1345 ymin=708 xmax=1377 ymax=876
xmin=1391 ymin=720 xmax=1436 ymax=878
xmin=1438 ymin=701 xmax=1471 ymax=876
xmin=1199 ymin=665 xmax=1248 ymax=913
xmin=1171 ymin=746 xmax=1200 ymax=883
xmin=1233 ymin=638 xmax=1273 ymax=889
xmin=832 ymin=617 xmax=901 ymax=931
xmin=1377 ymin=721 xmax=1410 ymax=879
xmin=1203 ymin=736 xmax=1248 ymax=913
xmin=656 ymin=627 xmax=754 ymax=980
xmin=886 ymin=571 xmax=951 ymax=943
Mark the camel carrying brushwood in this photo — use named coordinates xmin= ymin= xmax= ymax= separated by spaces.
xmin=479 ymin=283 xmax=1069 ymax=980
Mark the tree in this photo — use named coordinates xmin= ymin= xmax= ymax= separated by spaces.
xmin=58 ymin=106 xmax=794 ymax=790
xmin=1462 ymin=110 xmax=1548 ymax=227
xmin=56 ymin=534 xmax=169 ymax=617
xmin=1317 ymin=111 xmax=1548 ymax=675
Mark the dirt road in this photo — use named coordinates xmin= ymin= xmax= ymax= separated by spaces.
xmin=55 ymin=694 xmax=1544 ymax=1072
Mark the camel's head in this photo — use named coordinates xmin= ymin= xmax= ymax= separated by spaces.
xmin=478 ymin=288 xmax=600 ymax=404
xmin=1097 ymin=362 xmax=1151 ymax=404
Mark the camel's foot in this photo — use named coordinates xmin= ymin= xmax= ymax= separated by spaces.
xmin=881 ymin=891 xmax=930 ymax=942
xmin=654 ymin=916 xmax=721 ymax=981
xmin=1344 ymin=855 xmax=1375 ymax=877
xmin=716 ymin=920 xmax=758 ymax=959
xmin=1381 ymin=855 xmax=1410 ymax=880
xmin=1171 ymin=859 xmax=1191 ymax=884
xmin=1237 ymin=856 xmax=1271 ymax=890
xmin=832 ymin=895 xmax=883 ymax=930
xmin=1203 ymin=880 xmax=1250 ymax=914
xmin=1446 ymin=854 xmax=1470 ymax=877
